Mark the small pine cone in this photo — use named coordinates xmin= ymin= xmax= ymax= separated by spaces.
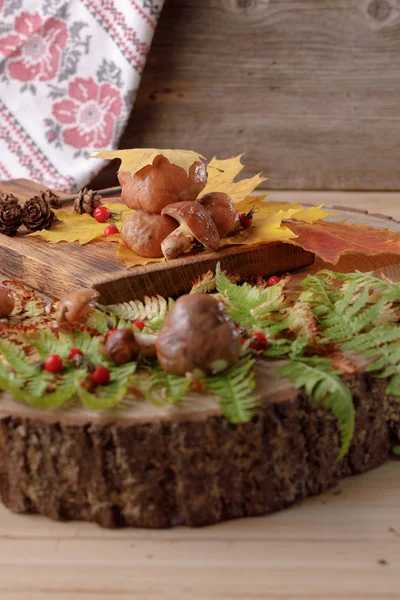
xmin=22 ymin=195 xmax=55 ymax=231
xmin=74 ymin=188 xmax=102 ymax=215
xmin=41 ymin=189 xmax=62 ymax=209
xmin=0 ymin=194 xmax=22 ymax=236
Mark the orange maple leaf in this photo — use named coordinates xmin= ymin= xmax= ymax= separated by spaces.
xmin=286 ymin=220 xmax=400 ymax=264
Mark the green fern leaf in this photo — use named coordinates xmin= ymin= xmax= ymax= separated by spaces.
xmin=24 ymin=299 xmax=46 ymax=318
xmin=105 ymin=296 xmax=173 ymax=331
xmin=384 ymin=373 xmax=400 ymax=397
xmin=204 ymin=358 xmax=258 ymax=424
xmin=85 ymin=309 xmax=116 ymax=335
xmin=77 ymin=363 xmax=136 ymax=410
xmin=145 ymin=367 xmax=191 ymax=406
xmin=343 ymin=326 xmax=400 ymax=352
xmin=277 ymin=357 xmax=355 ymax=459
xmin=216 ymin=263 xmax=286 ymax=328
xmin=32 ymin=331 xmax=69 ymax=359
xmin=0 ymin=338 xmax=36 ymax=378
xmin=24 ymin=369 xmax=85 ymax=409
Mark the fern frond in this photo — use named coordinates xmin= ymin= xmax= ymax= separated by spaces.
xmin=204 ymin=358 xmax=258 ymax=423
xmin=145 ymin=367 xmax=191 ymax=406
xmin=277 ymin=357 xmax=355 ymax=459
xmin=77 ymin=363 xmax=136 ymax=410
xmin=216 ymin=263 xmax=286 ymax=328
xmin=85 ymin=309 xmax=116 ymax=335
xmin=189 ymin=270 xmax=216 ymax=294
xmin=32 ymin=330 xmax=68 ymax=359
xmin=105 ymin=296 xmax=173 ymax=331
xmin=0 ymin=338 xmax=36 ymax=378
xmin=23 ymin=299 xmax=46 ymax=318
xmin=284 ymin=301 xmax=317 ymax=340
xmin=343 ymin=326 xmax=400 ymax=352
xmin=24 ymin=369 xmax=85 ymax=409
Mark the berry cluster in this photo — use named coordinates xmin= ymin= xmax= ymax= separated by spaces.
xmin=92 ymin=206 xmax=120 ymax=238
xmin=43 ymin=347 xmax=111 ymax=387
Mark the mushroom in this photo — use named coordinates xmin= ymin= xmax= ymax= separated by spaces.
xmin=121 ymin=211 xmax=178 ymax=258
xmin=56 ymin=288 xmax=99 ymax=327
xmin=105 ymin=328 xmax=157 ymax=365
xmin=161 ymin=201 xmax=220 ymax=260
xmin=155 ymin=294 xmax=242 ymax=376
xmin=118 ymin=155 xmax=208 ymax=214
xmin=0 ymin=287 xmax=15 ymax=318
xmin=197 ymin=192 xmax=240 ymax=237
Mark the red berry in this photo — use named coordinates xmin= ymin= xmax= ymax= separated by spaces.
xmin=90 ymin=366 xmax=110 ymax=386
xmin=267 ymin=275 xmax=280 ymax=287
xmin=239 ymin=212 xmax=253 ymax=229
xmin=104 ymin=224 xmax=119 ymax=237
xmin=132 ymin=320 xmax=145 ymax=331
xmin=67 ymin=348 xmax=83 ymax=361
xmin=249 ymin=332 xmax=268 ymax=351
xmin=106 ymin=328 xmax=118 ymax=337
xmin=93 ymin=206 xmax=110 ymax=223
xmin=238 ymin=206 xmax=256 ymax=229
xmin=44 ymin=354 xmax=63 ymax=373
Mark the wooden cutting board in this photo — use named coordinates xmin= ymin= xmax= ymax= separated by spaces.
xmin=0 ymin=179 xmax=315 ymax=303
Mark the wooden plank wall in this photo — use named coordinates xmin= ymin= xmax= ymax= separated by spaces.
xmin=92 ymin=0 xmax=400 ymax=191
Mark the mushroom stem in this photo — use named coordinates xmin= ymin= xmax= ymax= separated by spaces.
xmin=135 ymin=333 xmax=157 ymax=358
xmin=228 ymin=213 xmax=242 ymax=236
xmin=161 ymin=222 xmax=194 ymax=260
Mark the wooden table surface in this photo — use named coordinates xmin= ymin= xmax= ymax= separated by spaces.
xmin=0 ymin=191 xmax=399 ymax=600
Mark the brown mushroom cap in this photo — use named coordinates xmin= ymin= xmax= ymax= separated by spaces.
xmin=155 ymin=294 xmax=241 ymax=376
xmin=161 ymin=201 xmax=220 ymax=260
xmin=105 ymin=329 xmax=157 ymax=365
xmin=56 ymin=288 xmax=99 ymax=327
xmin=121 ymin=211 xmax=178 ymax=258
xmin=118 ymin=155 xmax=208 ymax=214
xmin=197 ymin=192 xmax=238 ymax=238
xmin=0 ymin=287 xmax=15 ymax=319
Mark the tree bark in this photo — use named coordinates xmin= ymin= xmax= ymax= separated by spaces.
xmin=0 ymin=371 xmax=398 ymax=529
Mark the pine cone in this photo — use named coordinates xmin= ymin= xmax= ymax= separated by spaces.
xmin=41 ymin=189 xmax=62 ymax=209
xmin=74 ymin=188 xmax=102 ymax=215
xmin=22 ymin=195 xmax=55 ymax=231
xmin=0 ymin=194 xmax=22 ymax=236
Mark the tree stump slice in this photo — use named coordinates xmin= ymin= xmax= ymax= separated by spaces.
xmin=0 ymin=360 xmax=399 ymax=529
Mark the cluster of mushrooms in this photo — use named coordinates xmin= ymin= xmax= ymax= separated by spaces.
xmin=119 ymin=155 xmax=240 ymax=259
xmin=56 ymin=288 xmax=242 ymax=377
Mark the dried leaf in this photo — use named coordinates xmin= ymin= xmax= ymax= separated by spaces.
xmin=190 ymin=271 xmax=216 ymax=294
xmin=28 ymin=202 xmax=131 ymax=245
xmin=93 ymin=148 xmax=206 ymax=176
xmin=285 ymin=300 xmax=317 ymax=340
xmin=328 ymin=352 xmax=359 ymax=375
xmin=286 ymin=220 xmax=400 ymax=265
xmin=202 ymin=155 xmax=266 ymax=204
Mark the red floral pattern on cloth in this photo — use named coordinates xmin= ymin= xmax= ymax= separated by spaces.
xmin=52 ymin=78 xmax=122 ymax=148
xmin=0 ymin=12 xmax=67 ymax=82
xmin=0 ymin=0 xmax=164 ymax=192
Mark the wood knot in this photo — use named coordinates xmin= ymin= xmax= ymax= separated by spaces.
xmin=219 ymin=0 xmax=270 ymax=20
xmin=367 ymin=0 xmax=392 ymax=21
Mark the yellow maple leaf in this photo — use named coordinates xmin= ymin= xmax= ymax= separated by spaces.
xmin=117 ymin=241 xmax=164 ymax=267
xmin=28 ymin=202 xmax=132 ymax=245
xmin=292 ymin=204 xmax=336 ymax=223
xmin=202 ymin=155 xmax=266 ymax=204
xmin=92 ymin=148 xmax=206 ymax=176
xmin=222 ymin=196 xmax=333 ymax=248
